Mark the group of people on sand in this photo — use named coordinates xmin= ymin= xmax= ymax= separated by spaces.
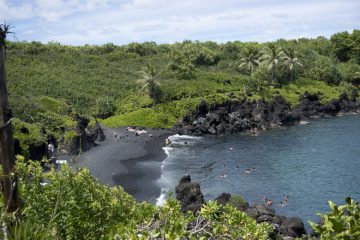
xmin=263 ymin=196 xmax=289 ymax=207
xmin=113 ymin=128 xmax=148 ymax=141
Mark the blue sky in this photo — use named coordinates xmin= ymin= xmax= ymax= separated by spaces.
xmin=1 ymin=0 xmax=359 ymax=45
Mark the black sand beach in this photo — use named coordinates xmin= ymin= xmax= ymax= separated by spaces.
xmin=76 ymin=126 xmax=172 ymax=202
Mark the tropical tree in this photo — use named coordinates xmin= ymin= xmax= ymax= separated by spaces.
xmin=0 ymin=23 xmax=20 ymax=238
xmin=354 ymin=71 xmax=360 ymax=79
xmin=238 ymin=48 xmax=260 ymax=74
xmin=237 ymin=47 xmax=261 ymax=91
xmin=282 ymin=48 xmax=303 ymax=82
xmin=137 ymin=63 xmax=163 ymax=106
xmin=259 ymin=43 xmax=285 ymax=83
xmin=330 ymin=31 xmax=353 ymax=62
xmin=168 ymin=49 xmax=195 ymax=79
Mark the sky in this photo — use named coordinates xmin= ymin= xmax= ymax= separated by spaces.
xmin=1 ymin=0 xmax=360 ymax=46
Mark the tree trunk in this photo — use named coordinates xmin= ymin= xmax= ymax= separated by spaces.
xmin=0 ymin=37 xmax=20 ymax=214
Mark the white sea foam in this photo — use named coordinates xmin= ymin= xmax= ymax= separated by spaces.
xmin=299 ymin=120 xmax=310 ymax=125
xmin=156 ymin=134 xmax=201 ymax=206
xmin=156 ymin=187 xmax=168 ymax=206
xmin=168 ymin=134 xmax=202 ymax=140
xmin=162 ymin=146 xmax=174 ymax=156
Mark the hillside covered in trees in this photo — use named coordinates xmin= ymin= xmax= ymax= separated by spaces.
xmin=1 ymin=28 xmax=360 ymax=239
xmin=5 ymin=30 xmax=360 ymax=157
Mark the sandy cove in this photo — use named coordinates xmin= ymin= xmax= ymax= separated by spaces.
xmin=75 ymin=126 xmax=172 ymax=202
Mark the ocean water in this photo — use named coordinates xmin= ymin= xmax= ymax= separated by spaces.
xmin=157 ymin=114 xmax=360 ymax=228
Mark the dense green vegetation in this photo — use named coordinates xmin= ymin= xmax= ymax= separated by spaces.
xmin=5 ymin=30 xmax=360 ymax=137
xmin=1 ymin=31 xmax=360 ymax=238
xmin=0 ymin=158 xmax=359 ymax=239
xmin=0 ymin=157 xmax=272 ymax=239
xmin=309 ymin=197 xmax=360 ymax=239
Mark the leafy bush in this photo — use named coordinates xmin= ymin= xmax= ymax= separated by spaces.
xmin=63 ymin=130 xmax=78 ymax=144
xmin=125 ymin=42 xmax=157 ymax=56
xmin=94 ymin=96 xmax=116 ymax=118
xmin=228 ymin=195 xmax=248 ymax=210
xmin=15 ymin=156 xmax=137 ymax=240
xmin=12 ymin=118 xmax=47 ymax=158
xmin=310 ymin=197 xmax=360 ymax=239
xmin=338 ymin=60 xmax=360 ymax=83
xmin=305 ymin=56 xmax=342 ymax=85
xmin=8 ymin=219 xmax=52 ymax=240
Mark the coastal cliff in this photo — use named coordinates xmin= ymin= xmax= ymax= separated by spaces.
xmin=174 ymin=91 xmax=360 ymax=136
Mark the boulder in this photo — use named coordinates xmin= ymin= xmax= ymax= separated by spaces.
xmin=302 ymin=91 xmax=319 ymax=102
xmin=208 ymin=126 xmax=217 ymax=135
xmin=215 ymin=123 xmax=225 ymax=134
xmin=350 ymin=89 xmax=359 ymax=102
xmin=65 ymin=115 xmax=105 ymax=155
xmin=175 ymin=175 xmax=204 ymax=214
xmin=245 ymin=204 xmax=275 ymax=219
xmin=256 ymin=214 xmax=274 ymax=223
xmin=282 ymin=217 xmax=307 ymax=237
xmin=322 ymin=100 xmax=341 ymax=115
xmin=215 ymin=193 xmax=231 ymax=205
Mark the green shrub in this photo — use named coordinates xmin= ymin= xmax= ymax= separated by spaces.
xmin=228 ymin=195 xmax=248 ymax=210
xmin=94 ymin=96 xmax=116 ymax=118
xmin=338 ymin=60 xmax=360 ymax=83
xmin=63 ymin=130 xmax=78 ymax=144
xmin=9 ymin=219 xmax=52 ymax=240
xmin=310 ymin=197 xmax=360 ymax=239
xmin=15 ymin=156 xmax=137 ymax=240
xmin=12 ymin=118 xmax=47 ymax=158
xmin=306 ymin=56 xmax=342 ymax=85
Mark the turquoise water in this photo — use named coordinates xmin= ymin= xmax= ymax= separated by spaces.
xmin=158 ymin=114 xmax=360 ymax=227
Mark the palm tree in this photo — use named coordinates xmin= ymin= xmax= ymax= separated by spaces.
xmin=238 ymin=47 xmax=260 ymax=74
xmin=237 ymin=47 xmax=260 ymax=91
xmin=1 ymin=23 xmax=20 ymax=237
xmin=137 ymin=63 xmax=162 ymax=106
xmin=282 ymin=49 xmax=303 ymax=82
xmin=259 ymin=43 xmax=285 ymax=83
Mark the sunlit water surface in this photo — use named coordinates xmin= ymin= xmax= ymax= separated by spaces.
xmin=157 ymin=114 xmax=360 ymax=228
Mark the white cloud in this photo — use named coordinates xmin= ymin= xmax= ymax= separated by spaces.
xmin=34 ymin=0 xmax=109 ymax=21
xmin=0 ymin=0 xmax=33 ymax=20
xmin=3 ymin=0 xmax=360 ymax=45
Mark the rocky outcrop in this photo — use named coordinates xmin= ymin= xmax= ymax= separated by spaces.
xmin=215 ymin=192 xmax=249 ymax=211
xmin=215 ymin=193 xmax=232 ymax=205
xmin=65 ymin=116 xmax=105 ymax=155
xmin=175 ymin=176 xmax=308 ymax=239
xmin=174 ymin=92 xmax=360 ymax=136
xmin=175 ymin=175 xmax=204 ymax=214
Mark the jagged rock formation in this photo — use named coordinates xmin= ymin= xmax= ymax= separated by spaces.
xmin=174 ymin=92 xmax=360 ymax=136
xmin=65 ymin=115 xmax=105 ymax=155
xmin=175 ymin=175 xmax=204 ymax=214
xmin=215 ymin=192 xmax=307 ymax=239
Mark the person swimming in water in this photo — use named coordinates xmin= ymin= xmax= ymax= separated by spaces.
xmin=220 ymin=173 xmax=227 ymax=178
xmin=284 ymin=195 xmax=289 ymax=204
xmin=245 ymin=168 xmax=251 ymax=174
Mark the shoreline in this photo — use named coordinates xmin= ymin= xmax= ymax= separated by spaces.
xmin=74 ymin=110 xmax=360 ymax=203
xmin=76 ymin=126 xmax=171 ymax=202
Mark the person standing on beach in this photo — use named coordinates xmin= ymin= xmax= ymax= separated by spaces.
xmin=113 ymin=131 xmax=117 ymax=141
xmin=165 ymin=138 xmax=171 ymax=146
xmin=48 ymin=142 xmax=55 ymax=158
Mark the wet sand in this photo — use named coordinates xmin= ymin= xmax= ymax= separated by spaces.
xmin=75 ymin=126 xmax=172 ymax=202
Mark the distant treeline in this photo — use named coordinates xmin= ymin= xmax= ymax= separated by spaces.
xmin=4 ymin=30 xmax=360 ymax=148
